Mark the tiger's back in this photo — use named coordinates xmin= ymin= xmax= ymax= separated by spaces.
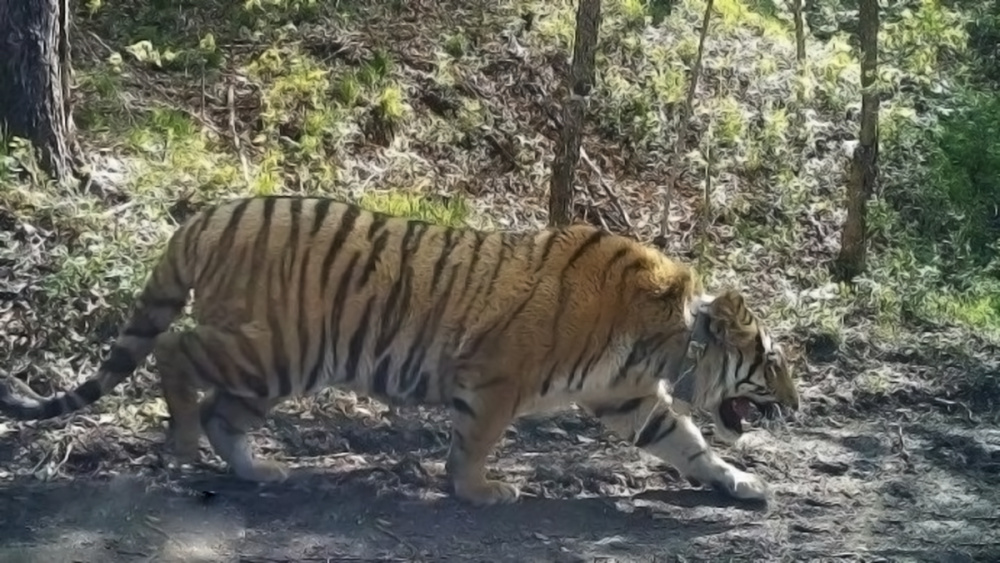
xmin=178 ymin=196 xmax=671 ymax=408
xmin=0 ymin=195 xmax=799 ymax=507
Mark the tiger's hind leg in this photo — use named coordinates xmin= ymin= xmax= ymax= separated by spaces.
xmin=153 ymin=325 xmax=288 ymax=483
xmin=446 ymin=377 xmax=520 ymax=506
xmin=583 ymin=382 xmax=768 ymax=502
xmin=154 ymin=332 xmax=206 ymax=466
xmin=200 ymin=391 xmax=287 ymax=482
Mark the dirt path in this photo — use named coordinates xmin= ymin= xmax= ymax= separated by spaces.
xmin=2 ymin=404 xmax=998 ymax=562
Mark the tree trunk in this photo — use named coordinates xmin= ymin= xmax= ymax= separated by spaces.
xmin=0 ymin=0 xmax=78 ymax=184
xmin=548 ymin=0 xmax=601 ymax=228
xmin=792 ymin=0 xmax=806 ymax=63
xmin=835 ymin=0 xmax=879 ymax=281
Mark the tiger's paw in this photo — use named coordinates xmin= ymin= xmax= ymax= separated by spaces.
xmin=712 ymin=469 xmax=769 ymax=502
xmin=454 ymin=478 xmax=520 ymax=506
xmin=168 ymin=438 xmax=201 ymax=466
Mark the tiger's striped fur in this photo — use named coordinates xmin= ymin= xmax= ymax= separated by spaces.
xmin=0 ymin=195 xmax=799 ymax=505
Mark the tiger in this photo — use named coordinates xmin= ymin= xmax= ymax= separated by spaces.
xmin=0 ymin=195 xmax=799 ymax=506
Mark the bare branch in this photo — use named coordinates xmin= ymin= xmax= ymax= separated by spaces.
xmin=658 ymin=0 xmax=713 ymax=244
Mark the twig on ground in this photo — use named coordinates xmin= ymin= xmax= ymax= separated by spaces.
xmin=228 ymin=84 xmax=252 ymax=186
xmin=888 ymin=422 xmax=912 ymax=470
xmin=374 ymin=519 xmax=419 ymax=560
xmin=579 ymin=147 xmax=632 ymax=232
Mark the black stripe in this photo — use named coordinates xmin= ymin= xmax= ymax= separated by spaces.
xmin=359 ymin=219 xmax=389 ymax=286
xmin=430 ymin=229 xmax=458 ymax=291
xmin=304 ymin=317 xmax=329 ymax=392
xmin=541 ymin=363 xmax=559 ymax=395
xmin=551 ymin=230 xmax=608 ymax=336
xmin=372 ymin=355 xmax=391 ymax=397
xmin=185 ymin=206 xmax=216 ymax=261
xmin=286 ymin=198 xmax=303 ymax=279
xmin=535 ymin=229 xmax=563 ymax=272
xmin=374 ymin=274 xmax=413 ymax=357
xmin=374 ymin=221 xmax=423 ymax=355
xmin=577 ymin=340 xmax=608 ymax=389
xmin=296 ymin=237 xmax=315 ymax=390
xmin=602 ymin=247 xmax=630 ymax=284
xmin=458 ymin=231 xmax=487 ymax=299
xmin=651 ymin=418 xmax=678 ymax=444
xmin=458 ymin=284 xmax=537 ymax=362
xmin=270 ymin=322 xmax=292 ymax=396
xmin=344 ymin=297 xmax=374 ymax=382
xmin=399 ymin=347 xmax=427 ymax=395
xmin=311 ymin=199 xmax=333 ymax=235
xmin=451 ymin=397 xmax=476 ymax=417
xmin=566 ymin=327 xmax=598 ymax=389
xmin=329 ymin=252 xmax=361 ymax=377
xmin=483 ymin=235 xmax=512 ymax=299
xmin=411 ymin=372 xmax=429 ymax=401
xmin=592 ymin=397 xmax=642 ymax=418
xmin=634 ymin=411 xmax=668 ymax=448
xmin=245 ymin=198 xmax=277 ymax=318
xmin=321 ymin=205 xmax=360 ymax=293
xmin=618 ymin=258 xmax=647 ymax=294
xmin=613 ymin=339 xmax=646 ymax=386
xmin=746 ymin=336 xmax=765 ymax=377
xmin=452 ymin=231 xmax=491 ymax=331
xmin=196 ymin=198 xmax=252 ymax=289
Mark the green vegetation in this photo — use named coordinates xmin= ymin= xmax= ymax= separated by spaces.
xmin=1 ymin=0 xmax=998 ymax=410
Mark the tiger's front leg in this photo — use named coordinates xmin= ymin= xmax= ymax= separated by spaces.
xmin=446 ymin=374 xmax=521 ymax=506
xmin=583 ymin=382 xmax=768 ymax=502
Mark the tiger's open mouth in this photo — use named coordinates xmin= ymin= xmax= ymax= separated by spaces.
xmin=718 ymin=397 xmax=763 ymax=435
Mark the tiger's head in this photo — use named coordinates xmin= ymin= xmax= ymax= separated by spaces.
xmin=680 ymin=288 xmax=799 ymax=444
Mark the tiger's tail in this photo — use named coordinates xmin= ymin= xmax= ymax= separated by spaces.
xmin=0 ymin=225 xmax=196 ymax=420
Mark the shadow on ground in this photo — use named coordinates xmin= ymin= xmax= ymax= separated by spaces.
xmin=2 ymin=404 xmax=999 ymax=562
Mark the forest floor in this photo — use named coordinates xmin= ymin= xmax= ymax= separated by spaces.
xmin=3 ymin=0 xmax=1000 ymax=561
xmin=0 ymin=385 xmax=999 ymax=562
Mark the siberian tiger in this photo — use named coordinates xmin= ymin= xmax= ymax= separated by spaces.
xmin=0 ymin=195 xmax=799 ymax=506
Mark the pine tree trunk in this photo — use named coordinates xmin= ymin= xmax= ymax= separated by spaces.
xmin=549 ymin=0 xmax=601 ymax=228
xmin=835 ymin=0 xmax=879 ymax=281
xmin=0 ymin=0 xmax=78 ymax=184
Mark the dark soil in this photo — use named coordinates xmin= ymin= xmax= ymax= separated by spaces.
xmin=1 ymin=399 xmax=999 ymax=562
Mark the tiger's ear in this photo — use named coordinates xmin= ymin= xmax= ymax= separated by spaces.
xmin=705 ymin=288 xmax=758 ymax=348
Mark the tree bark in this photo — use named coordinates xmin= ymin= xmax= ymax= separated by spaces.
xmin=0 ymin=0 xmax=78 ymax=184
xmin=835 ymin=0 xmax=879 ymax=281
xmin=548 ymin=0 xmax=601 ymax=228
xmin=792 ymin=0 xmax=806 ymax=63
